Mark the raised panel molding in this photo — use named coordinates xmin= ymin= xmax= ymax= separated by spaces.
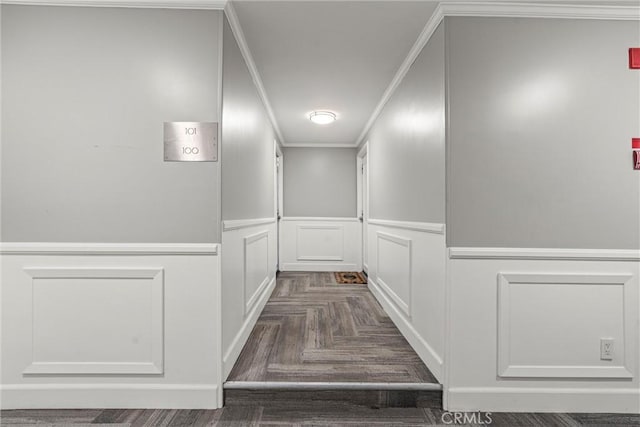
xmin=22 ymin=267 xmax=164 ymax=375
xmin=243 ymin=230 xmax=271 ymax=315
xmin=296 ymin=225 xmax=344 ymax=261
xmin=221 ymin=222 xmax=277 ymax=381
xmin=375 ymin=232 xmax=412 ymax=318
xmin=279 ymin=219 xmax=361 ymax=272
xmin=367 ymin=224 xmax=446 ymax=382
xmin=2 ymin=244 xmax=222 ymax=409
xmin=497 ymin=273 xmax=634 ymax=379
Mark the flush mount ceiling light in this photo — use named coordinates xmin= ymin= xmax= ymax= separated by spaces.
xmin=309 ymin=111 xmax=337 ymax=125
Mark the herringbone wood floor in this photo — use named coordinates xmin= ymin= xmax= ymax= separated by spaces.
xmin=3 ymin=405 xmax=639 ymax=425
xmin=227 ymin=271 xmax=437 ymax=383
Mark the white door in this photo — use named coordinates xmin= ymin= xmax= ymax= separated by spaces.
xmin=362 ymin=153 xmax=368 ymax=273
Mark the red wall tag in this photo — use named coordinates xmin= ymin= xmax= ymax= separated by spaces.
xmin=630 ymin=48 xmax=640 ymax=69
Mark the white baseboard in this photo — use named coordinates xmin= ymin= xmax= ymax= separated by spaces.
xmin=223 ymin=275 xmax=276 ymax=379
xmin=369 ymin=278 xmax=443 ymax=383
xmin=0 ymin=384 xmax=220 ymax=409
xmin=447 ymin=387 xmax=640 ymax=414
xmin=281 ymin=263 xmax=359 ymax=272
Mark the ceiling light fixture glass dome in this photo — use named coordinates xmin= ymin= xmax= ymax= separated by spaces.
xmin=309 ymin=111 xmax=337 ymax=125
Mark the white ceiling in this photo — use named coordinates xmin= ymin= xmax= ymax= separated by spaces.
xmin=231 ymin=0 xmax=638 ymax=147
xmin=232 ymin=1 xmax=439 ymax=147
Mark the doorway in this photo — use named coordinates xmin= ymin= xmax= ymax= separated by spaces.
xmin=357 ymin=143 xmax=369 ymax=273
xmin=275 ymin=142 xmax=283 ymax=271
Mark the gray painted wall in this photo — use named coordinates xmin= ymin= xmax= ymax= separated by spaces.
xmin=367 ymin=24 xmax=446 ymax=223
xmin=283 ymin=148 xmax=356 ymax=217
xmin=1 ymin=5 xmax=221 ymax=243
xmin=221 ymin=17 xmax=275 ymax=221
xmin=446 ymin=17 xmax=640 ymax=249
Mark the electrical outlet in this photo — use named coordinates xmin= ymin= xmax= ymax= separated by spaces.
xmin=600 ymin=338 xmax=614 ymax=360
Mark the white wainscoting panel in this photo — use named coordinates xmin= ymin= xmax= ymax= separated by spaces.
xmin=280 ymin=218 xmax=361 ymax=272
xmin=367 ymin=220 xmax=446 ymax=382
xmin=244 ymin=231 xmax=270 ymax=314
xmin=446 ymin=249 xmax=640 ymax=413
xmin=23 ymin=268 xmax=164 ymax=375
xmin=498 ymin=273 xmax=633 ymax=379
xmin=296 ymin=225 xmax=344 ymax=261
xmin=0 ymin=243 xmax=221 ymax=409
xmin=222 ymin=219 xmax=277 ymax=379
xmin=375 ymin=232 xmax=412 ymax=317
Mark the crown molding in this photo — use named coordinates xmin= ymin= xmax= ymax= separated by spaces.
xmin=354 ymin=3 xmax=444 ymax=147
xmin=355 ymin=1 xmax=640 ymax=148
xmin=224 ymin=2 xmax=286 ymax=145
xmin=440 ymin=2 xmax=640 ymax=21
xmin=0 ymin=0 xmax=227 ymax=8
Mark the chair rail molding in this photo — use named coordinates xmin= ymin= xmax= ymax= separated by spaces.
xmin=0 ymin=242 xmax=219 ymax=256
xmin=223 ymin=217 xmax=276 ymax=231
xmin=368 ymin=219 xmax=444 ymax=234
xmin=449 ymin=247 xmax=640 ymax=261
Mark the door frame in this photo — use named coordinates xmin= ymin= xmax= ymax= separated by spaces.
xmin=356 ymin=142 xmax=369 ymax=273
xmin=275 ymin=142 xmax=283 ymax=271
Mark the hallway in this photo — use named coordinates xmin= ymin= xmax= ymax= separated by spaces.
xmin=1 ymin=0 xmax=639 ymax=420
xmin=227 ymin=272 xmax=437 ymax=383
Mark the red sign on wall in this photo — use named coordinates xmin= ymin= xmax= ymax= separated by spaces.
xmin=633 ymin=138 xmax=640 ymax=170
xmin=630 ymin=48 xmax=640 ymax=69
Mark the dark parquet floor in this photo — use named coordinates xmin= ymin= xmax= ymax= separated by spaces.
xmin=227 ymin=271 xmax=436 ymax=383
xmin=2 ymin=408 xmax=639 ymax=426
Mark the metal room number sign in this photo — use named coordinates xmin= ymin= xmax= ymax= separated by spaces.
xmin=164 ymin=122 xmax=218 ymax=162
